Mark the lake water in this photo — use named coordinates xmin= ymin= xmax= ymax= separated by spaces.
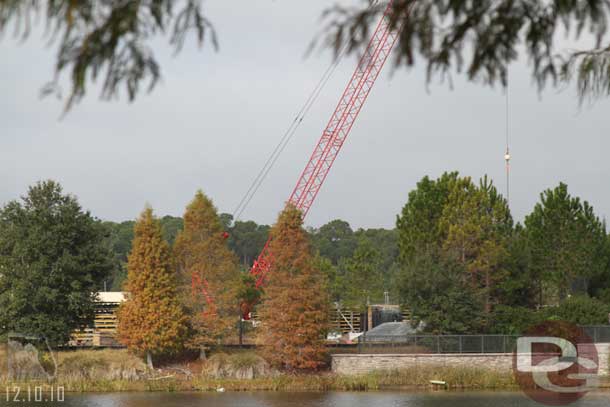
xmin=2 ymin=391 xmax=610 ymax=407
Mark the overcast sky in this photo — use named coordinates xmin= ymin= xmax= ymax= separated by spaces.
xmin=2 ymin=1 xmax=609 ymax=230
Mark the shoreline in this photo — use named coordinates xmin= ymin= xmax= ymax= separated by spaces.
xmin=3 ymin=348 xmax=608 ymax=394
xmin=3 ymin=375 xmax=609 ymax=394
xmin=2 ymin=379 xmax=610 ymax=394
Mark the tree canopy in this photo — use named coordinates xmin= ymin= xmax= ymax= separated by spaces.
xmin=0 ymin=180 xmax=113 ymax=345
xmin=396 ymin=173 xmax=512 ymax=331
xmin=322 ymin=0 xmax=610 ymax=103
xmin=0 ymin=174 xmax=608 ymax=351
xmin=396 ymin=173 xmax=610 ymax=334
xmin=0 ymin=0 xmax=215 ymax=111
xmin=3 ymin=1 xmax=610 ymax=111
xmin=524 ymin=182 xmax=608 ymax=302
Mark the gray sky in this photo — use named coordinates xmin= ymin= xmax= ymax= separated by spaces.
xmin=1 ymin=1 xmax=609 ymax=230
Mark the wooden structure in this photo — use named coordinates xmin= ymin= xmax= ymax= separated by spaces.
xmin=329 ymin=305 xmax=412 ymax=335
xmin=330 ymin=308 xmax=363 ymax=334
xmin=70 ymin=292 xmax=125 ymax=347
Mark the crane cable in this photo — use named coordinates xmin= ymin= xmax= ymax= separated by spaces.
xmin=231 ymin=59 xmax=339 ymax=221
xmin=231 ymin=21 xmax=367 ymax=222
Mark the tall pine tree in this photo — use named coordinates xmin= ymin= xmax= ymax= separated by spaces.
xmin=117 ymin=207 xmax=189 ymax=368
xmin=257 ymin=205 xmax=329 ymax=371
xmin=525 ymin=183 xmax=607 ymax=303
xmin=440 ymin=176 xmax=512 ymax=315
xmin=173 ymin=191 xmax=241 ymax=353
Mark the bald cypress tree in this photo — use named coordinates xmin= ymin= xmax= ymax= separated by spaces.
xmin=173 ymin=191 xmax=241 ymax=354
xmin=117 ymin=207 xmax=189 ymax=368
xmin=257 ymin=205 xmax=329 ymax=371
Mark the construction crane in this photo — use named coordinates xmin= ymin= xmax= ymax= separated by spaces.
xmin=192 ymin=1 xmax=405 ymax=320
xmin=245 ymin=0 xmax=405 ymax=308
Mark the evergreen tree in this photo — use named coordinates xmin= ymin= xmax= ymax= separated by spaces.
xmin=0 ymin=180 xmax=113 ymax=345
xmin=117 ymin=207 xmax=189 ymax=368
xmin=440 ymin=176 xmax=512 ymax=315
xmin=173 ymin=191 xmax=241 ymax=352
xmin=398 ymin=252 xmax=486 ymax=334
xmin=396 ymin=172 xmax=461 ymax=264
xmin=396 ymin=173 xmax=513 ymax=331
xmin=341 ymin=237 xmax=385 ymax=310
xmin=311 ymin=219 xmax=358 ymax=265
xmin=524 ymin=183 xmax=608 ymax=304
xmin=227 ymin=220 xmax=271 ymax=266
xmin=257 ymin=205 xmax=329 ymax=371
xmin=316 ymin=256 xmax=341 ymax=303
xmin=495 ymin=224 xmax=538 ymax=309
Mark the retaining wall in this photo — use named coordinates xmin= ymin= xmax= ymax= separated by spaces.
xmin=332 ymin=343 xmax=610 ymax=376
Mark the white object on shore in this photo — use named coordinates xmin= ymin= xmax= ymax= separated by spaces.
xmin=216 ymin=387 xmax=225 ymax=393
xmin=430 ymin=380 xmax=447 ymax=386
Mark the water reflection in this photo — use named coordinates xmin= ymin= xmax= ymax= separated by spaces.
xmin=1 ymin=390 xmax=609 ymax=407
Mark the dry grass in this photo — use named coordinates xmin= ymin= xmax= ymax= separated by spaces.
xmin=57 ymin=349 xmax=146 ymax=382
xmin=0 ymin=348 xmax=552 ymax=393
xmin=202 ymin=351 xmax=274 ymax=379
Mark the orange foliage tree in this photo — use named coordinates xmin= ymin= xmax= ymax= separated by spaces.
xmin=256 ymin=205 xmax=329 ymax=371
xmin=173 ymin=191 xmax=242 ymax=355
xmin=116 ymin=207 xmax=189 ymax=368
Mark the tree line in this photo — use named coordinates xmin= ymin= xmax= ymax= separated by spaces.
xmin=1 ymin=174 xmax=609 ymax=370
xmin=104 ymin=212 xmax=401 ymax=311
xmin=397 ymin=173 xmax=610 ymax=334
xmin=0 ymin=182 xmax=327 ymax=370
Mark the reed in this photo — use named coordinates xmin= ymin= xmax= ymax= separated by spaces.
xmin=0 ymin=348 xmax=523 ymax=392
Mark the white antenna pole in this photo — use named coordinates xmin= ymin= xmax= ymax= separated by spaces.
xmin=504 ymin=70 xmax=511 ymax=208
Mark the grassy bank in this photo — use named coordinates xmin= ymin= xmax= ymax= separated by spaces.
xmin=2 ymin=369 xmax=519 ymax=393
xmin=0 ymin=348 xmax=524 ymax=392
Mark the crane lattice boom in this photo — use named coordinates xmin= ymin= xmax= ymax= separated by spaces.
xmin=249 ymin=0 xmax=403 ymax=291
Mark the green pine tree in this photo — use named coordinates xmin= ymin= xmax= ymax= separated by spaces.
xmin=524 ymin=183 xmax=608 ymax=304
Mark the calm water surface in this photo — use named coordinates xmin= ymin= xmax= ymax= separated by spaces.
xmin=2 ymin=391 xmax=609 ymax=407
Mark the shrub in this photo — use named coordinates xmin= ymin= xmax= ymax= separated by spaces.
xmin=544 ymin=295 xmax=610 ymax=325
xmin=489 ymin=305 xmax=544 ymax=334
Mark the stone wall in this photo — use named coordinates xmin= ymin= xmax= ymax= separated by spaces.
xmin=332 ymin=343 xmax=610 ymax=376
xmin=332 ymin=353 xmax=513 ymax=375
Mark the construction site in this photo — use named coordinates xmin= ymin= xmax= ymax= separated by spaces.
xmin=70 ymin=291 xmax=410 ymax=347
xmin=3 ymin=1 xmax=610 ymax=405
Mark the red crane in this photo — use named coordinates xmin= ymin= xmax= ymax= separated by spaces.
xmin=194 ymin=1 xmax=406 ymax=320
xmin=248 ymin=0 xmax=404 ymax=294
